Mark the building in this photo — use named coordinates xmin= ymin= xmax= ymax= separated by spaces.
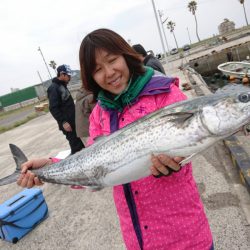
xmin=218 ymin=18 xmax=235 ymax=35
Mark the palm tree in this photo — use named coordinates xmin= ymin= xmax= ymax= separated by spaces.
xmin=49 ymin=60 xmax=57 ymax=74
xmin=238 ymin=0 xmax=249 ymax=26
xmin=188 ymin=1 xmax=201 ymax=42
xmin=167 ymin=21 xmax=179 ymax=49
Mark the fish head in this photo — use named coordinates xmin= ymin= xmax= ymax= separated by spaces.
xmin=201 ymin=87 xmax=250 ymax=136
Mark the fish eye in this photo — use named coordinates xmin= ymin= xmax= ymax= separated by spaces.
xmin=238 ymin=93 xmax=250 ymax=103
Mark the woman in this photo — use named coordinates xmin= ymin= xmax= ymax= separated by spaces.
xmin=18 ymin=28 xmax=213 ymax=250
xmin=80 ymin=28 xmax=213 ymax=250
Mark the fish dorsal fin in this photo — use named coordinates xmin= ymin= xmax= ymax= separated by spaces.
xmin=9 ymin=144 xmax=28 ymax=170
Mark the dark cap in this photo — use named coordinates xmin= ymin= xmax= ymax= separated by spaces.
xmin=57 ymin=64 xmax=72 ymax=76
xmin=132 ymin=44 xmax=147 ymax=57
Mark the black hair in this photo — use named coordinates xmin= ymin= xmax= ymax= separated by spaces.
xmin=132 ymin=44 xmax=147 ymax=57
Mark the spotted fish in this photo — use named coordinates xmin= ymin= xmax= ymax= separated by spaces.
xmin=1 ymin=84 xmax=250 ymax=189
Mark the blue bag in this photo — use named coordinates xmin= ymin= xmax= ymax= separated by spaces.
xmin=0 ymin=188 xmax=48 ymax=243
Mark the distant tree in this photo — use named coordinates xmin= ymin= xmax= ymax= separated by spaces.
xmin=167 ymin=21 xmax=179 ymax=49
xmin=49 ymin=60 xmax=57 ymax=74
xmin=188 ymin=1 xmax=201 ymax=42
xmin=238 ymin=0 xmax=249 ymax=26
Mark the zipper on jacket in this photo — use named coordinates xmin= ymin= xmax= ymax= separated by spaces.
xmin=123 ymin=183 xmax=143 ymax=250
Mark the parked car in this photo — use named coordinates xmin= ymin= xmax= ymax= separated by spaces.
xmin=170 ymin=48 xmax=178 ymax=55
xmin=182 ymin=44 xmax=191 ymax=51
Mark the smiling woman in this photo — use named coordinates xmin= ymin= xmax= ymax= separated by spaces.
xmin=77 ymin=28 xmax=213 ymax=250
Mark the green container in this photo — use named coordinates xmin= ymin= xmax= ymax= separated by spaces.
xmin=0 ymin=87 xmax=37 ymax=108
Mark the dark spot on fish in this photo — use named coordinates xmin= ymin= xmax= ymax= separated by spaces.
xmin=91 ymin=166 xmax=109 ymax=179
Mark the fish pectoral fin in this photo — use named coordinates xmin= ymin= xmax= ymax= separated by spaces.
xmin=162 ymin=112 xmax=194 ymax=124
xmin=179 ymin=153 xmax=197 ymax=167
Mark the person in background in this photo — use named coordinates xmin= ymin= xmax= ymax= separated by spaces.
xmin=132 ymin=43 xmax=166 ymax=74
xmin=17 ymin=29 xmax=213 ymax=249
xmin=47 ymin=64 xmax=84 ymax=154
xmin=75 ymin=87 xmax=95 ymax=145
xmin=226 ymin=48 xmax=234 ymax=62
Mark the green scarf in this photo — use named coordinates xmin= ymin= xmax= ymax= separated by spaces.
xmin=97 ymin=67 xmax=154 ymax=112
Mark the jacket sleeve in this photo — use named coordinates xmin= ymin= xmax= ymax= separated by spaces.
xmin=75 ymin=95 xmax=95 ymax=138
xmin=75 ymin=98 xmax=85 ymax=138
xmin=47 ymin=86 xmax=67 ymax=125
xmin=87 ymin=104 xmax=107 ymax=146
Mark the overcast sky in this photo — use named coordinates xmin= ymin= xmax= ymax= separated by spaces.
xmin=0 ymin=0 xmax=249 ymax=96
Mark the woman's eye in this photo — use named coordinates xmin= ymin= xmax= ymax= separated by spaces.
xmin=109 ymin=57 xmax=117 ymax=63
xmin=94 ymin=67 xmax=101 ymax=73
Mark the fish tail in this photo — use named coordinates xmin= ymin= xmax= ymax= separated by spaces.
xmin=0 ymin=144 xmax=28 ymax=186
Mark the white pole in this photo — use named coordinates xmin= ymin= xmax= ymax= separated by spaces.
xmin=151 ymin=0 xmax=167 ymax=64
xmin=187 ymin=27 xmax=192 ymax=44
xmin=37 ymin=70 xmax=43 ymax=83
xmin=158 ymin=10 xmax=170 ymax=54
xmin=38 ymin=46 xmax=53 ymax=80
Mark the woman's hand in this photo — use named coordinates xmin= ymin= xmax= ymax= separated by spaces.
xmin=150 ymin=154 xmax=184 ymax=177
xmin=17 ymin=158 xmax=52 ymax=188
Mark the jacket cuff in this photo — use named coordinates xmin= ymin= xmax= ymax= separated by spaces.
xmin=49 ymin=157 xmax=61 ymax=163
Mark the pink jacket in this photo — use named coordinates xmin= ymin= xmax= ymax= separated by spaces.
xmin=88 ymin=76 xmax=213 ymax=250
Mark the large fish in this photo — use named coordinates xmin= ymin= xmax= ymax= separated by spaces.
xmin=1 ymin=84 xmax=250 ymax=189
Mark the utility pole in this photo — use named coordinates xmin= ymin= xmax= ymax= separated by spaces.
xmin=37 ymin=70 xmax=46 ymax=97
xmin=37 ymin=46 xmax=53 ymax=80
xmin=158 ymin=10 xmax=170 ymax=55
xmin=151 ymin=0 xmax=167 ymax=64
xmin=187 ymin=27 xmax=192 ymax=44
xmin=37 ymin=70 xmax=43 ymax=83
